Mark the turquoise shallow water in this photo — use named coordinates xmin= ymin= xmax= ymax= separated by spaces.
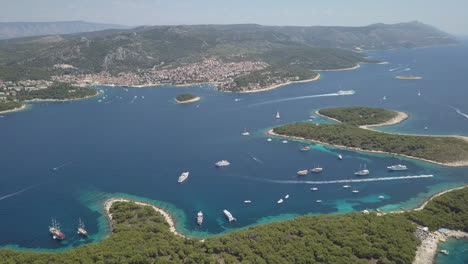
xmin=0 ymin=43 xmax=467 ymax=251
xmin=436 ymin=239 xmax=468 ymax=264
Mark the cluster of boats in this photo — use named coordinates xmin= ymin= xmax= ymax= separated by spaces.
xmin=49 ymin=218 xmax=87 ymax=241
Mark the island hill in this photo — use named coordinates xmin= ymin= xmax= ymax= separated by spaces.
xmin=0 ymin=82 xmax=98 ymax=114
xmin=175 ymin=93 xmax=201 ymax=104
xmin=1 ymin=186 xmax=466 ymax=264
xmin=0 ymin=21 xmax=456 ymax=93
xmin=270 ymin=106 xmax=468 ymax=167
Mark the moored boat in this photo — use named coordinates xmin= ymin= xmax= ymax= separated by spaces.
xmin=284 ymin=194 xmax=290 ymax=199
xmin=77 ymin=218 xmax=88 ymax=236
xmin=282 ymin=140 xmax=288 ymax=144
xmin=387 ymin=164 xmax=408 ymax=171
xmin=267 ymin=138 xmax=272 ymax=142
xmin=244 ymin=200 xmax=252 ymax=204
xmin=223 ymin=209 xmax=236 ymax=222
xmin=277 ymin=199 xmax=284 ymax=204
xmin=197 ymin=211 xmax=203 ymax=225
xmin=354 ymin=164 xmax=369 ymax=176
xmin=275 ymin=111 xmax=280 ymax=119
xmin=300 ymin=146 xmax=311 ymax=151
xmin=49 ymin=218 xmax=65 ymax=240
xmin=311 ymin=166 xmax=323 ymax=173
xmin=342 ymin=185 xmax=351 ymax=188
xmin=297 ymin=170 xmax=308 ymax=176
xmin=352 ymin=190 xmax=360 ymax=193
xmin=310 ymin=187 xmax=319 ymax=191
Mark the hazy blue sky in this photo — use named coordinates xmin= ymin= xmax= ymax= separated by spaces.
xmin=2 ymin=0 xmax=468 ymax=34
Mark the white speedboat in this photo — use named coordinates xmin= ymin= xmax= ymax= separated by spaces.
xmin=223 ymin=209 xmax=236 ymax=222
xmin=241 ymin=131 xmax=250 ymax=136
xmin=342 ymin=185 xmax=351 ymax=188
xmin=284 ymin=194 xmax=290 ymax=199
xmin=387 ymin=164 xmax=408 ymax=171
xmin=352 ymin=190 xmax=360 ymax=193
xmin=310 ymin=187 xmax=319 ymax=191
xmin=282 ymin=140 xmax=288 ymax=144
xmin=316 ymin=200 xmax=322 ymax=203
xmin=215 ymin=160 xmax=230 ymax=167
xmin=277 ymin=199 xmax=284 ymax=204
xmin=338 ymin=155 xmax=343 ymax=160
xmin=267 ymin=138 xmax=272 ymax=142
xmin=178 ymin=172 xmax=189 ymax=183
xmin=244 ymin=200 xmax=252 ymax=204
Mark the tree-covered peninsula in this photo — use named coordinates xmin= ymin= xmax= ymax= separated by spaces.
xmin=16 ymin=82 xmax=97 ymax=101
xmin=1 ymin=187 xmax=466 ymax=264
xmin=272 ymin=107 xmax=468 ymax=166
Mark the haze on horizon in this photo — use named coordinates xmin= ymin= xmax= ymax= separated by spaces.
xmin=2 ymin=0 xmax=468 ymax=35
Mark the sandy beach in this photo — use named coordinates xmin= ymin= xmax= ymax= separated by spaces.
xmin=104 ymin=198 xmax=186 ymax=238
xmin=237 ymin=74 xmax=321 ymax=93
xmin=175 ymin=96 xmax=201 ymax=104
xmin=0 ymin=103 xmax=27 ymax=115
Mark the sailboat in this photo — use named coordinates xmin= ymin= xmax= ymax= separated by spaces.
xmin=77 ymin=218 xmax=88 ymax=236
xmin=311 ymin=164 xmax=323 ymax=173
xmin=275 ymin=111 xmax=280 ymax=119
xmin=354 ymin=164 xmax=369 ymax=176
xmin=241 ymin=128 xmax=250 ymax=136
xmin=382 ymin=96 xmax=387 ymax=100
xmin=418 ymin=91 xmax=421 ymax=96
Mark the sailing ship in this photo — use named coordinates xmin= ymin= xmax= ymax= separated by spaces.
xmin=197 ymin=211 xmax=203 ymax=225
xmin=77 ymin=218 xmax=88 ymax=236
xmin=223 ymin=209 xmax=236 ymax=222
xmin=311 ymin=164 xmax=323 ymax=173
xmin=49 ymin=218 xmax=65 ymax=240
xmin=178 ymin=172 xmax=190 ymax=183
xmin=354 ymin=164 xmax=370 ymax=176
xmin=241 ymin=128 xmax=250 ymax=136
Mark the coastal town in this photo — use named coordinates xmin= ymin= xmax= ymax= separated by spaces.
xmin=52 ymin=58 xmax=271 ymax=90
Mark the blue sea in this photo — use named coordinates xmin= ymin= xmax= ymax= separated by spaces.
xmin=436 ymin=239 xmax=468 ymax=264
xmin=0 ymin=42 xmax=467 ymax=252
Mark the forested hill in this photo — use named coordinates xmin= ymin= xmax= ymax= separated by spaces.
xmin=0 ymin=21 xmax=456 ymax=80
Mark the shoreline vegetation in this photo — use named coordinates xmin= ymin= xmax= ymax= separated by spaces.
xmin=0 ymin=103 xmax=26 ymax=114
xmin=271 ymin=107 xmax=468 ymax=167
xmin=237 ymin=73 xmax=321 ymax=93
xmin=0 ymin=186 xmax=466 ymax=263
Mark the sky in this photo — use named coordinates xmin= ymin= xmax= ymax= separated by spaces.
xmin=2 ymin=0 xmax=468 ymax=35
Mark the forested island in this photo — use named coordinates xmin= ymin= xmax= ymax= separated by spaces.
xmin=272 ymin=107 xmax=468 ymax=166
xmin=0 ymin=186 xmax=466 ymax=264
xmin=175 ymin=93 xmax=200 ymax=103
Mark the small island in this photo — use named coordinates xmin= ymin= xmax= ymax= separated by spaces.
xmin=396 ymin=76 xmax=423 ymax=80
xmin=271 ymin=106 xmax=468 ymax=166
xmin=175 ymin=93 xmax=201 ymax=104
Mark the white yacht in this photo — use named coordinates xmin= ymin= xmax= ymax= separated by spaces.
xmin=178 ymin=172 xmax=189 ymax=183
xmin=338 ymin=154 xmax=343 ymax=160
xmin=311 ymin=166 xmax=323 ymax=173
xmin=244 ymin=200 xmax=252 ymax=204
xmin=316 ymin=200 xmax=322 ymax=203
xmin=215 ymin=160 xmax=230 ymax=167
xmin=267 ymin=138 xmax=273 ymax=142
xmin=297 ymin=170 xmax=308 ymax=176
xmin=284 ymin=194 xmax=290 ymax=199
xmin=223 ymin=210 xmax=236 ymax=222
xmin=383 ymin=96 xmax=387 ymax=100
xmin=277 ymin=199 xmax=284 ymax=204
xmin=197 ymin=211 xmax=203 ymax=225
xmin=241 ymin=128 xmax=250 ymax=136
xmin=282 ymin=140 xmax=288 ymax=144
xmin=352 ymin=190 xmax=360 ymax=193
xmin=387 ymin=164 xmax=408 ymax=171
xmin=310 ymin=187 xmax=319 ymax=191
xmin=342 ymin=185 xmax=351 ymax=188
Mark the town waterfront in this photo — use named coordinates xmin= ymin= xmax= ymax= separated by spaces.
xmin=0 ymin=42 xmax=467 ymax=250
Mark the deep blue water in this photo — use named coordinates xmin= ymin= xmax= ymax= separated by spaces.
xmin=436 ymin=239 xmax=468 ymax=264
xmin=0 ymin=43 xmax=467 ymax=250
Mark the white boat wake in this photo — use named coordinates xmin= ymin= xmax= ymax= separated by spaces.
xmin=251 ymin=156 xmax=264 ymax=164
xmin=52 ymin=161 xmax=72 ymax=171
xmin=260 ymin=174 xmax=434 ymax=185
xmin=0 ymin=185 xmax=36 ymax=201
xmin=251 ymin=90 xmax=356 ymax=106
xmin=449 ymin=105 xmax=468 ymax=119
xmin=389 ymin=67 xmax=400 ymax=72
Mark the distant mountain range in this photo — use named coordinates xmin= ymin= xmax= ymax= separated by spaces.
xmin=0 ymin=21 xmax=129 ymax=40
xmin=0 ymin=21 xmax=457 ymax=82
